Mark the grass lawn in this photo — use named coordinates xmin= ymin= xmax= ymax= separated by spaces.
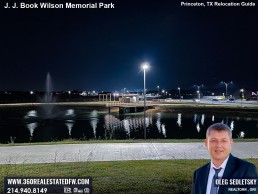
xmin=1 ymin=159 xmax=258 ymax=194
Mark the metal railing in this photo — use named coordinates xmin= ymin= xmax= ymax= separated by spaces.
xmin=106 ymin=101 xmax=153 ymax=107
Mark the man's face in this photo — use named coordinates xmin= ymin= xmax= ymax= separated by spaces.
xmin=205 ymin=129 xmax=233 ymax=165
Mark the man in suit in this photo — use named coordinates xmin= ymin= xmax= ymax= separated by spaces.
xmin=191 ymin=123 xmax=258 ymax=194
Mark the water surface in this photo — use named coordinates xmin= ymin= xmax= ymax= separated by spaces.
xmin=0 ymin=106 xmax=257 ymax=143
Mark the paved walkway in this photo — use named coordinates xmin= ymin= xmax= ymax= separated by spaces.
xmin=0 ymin=142 xmax=258 ymax=164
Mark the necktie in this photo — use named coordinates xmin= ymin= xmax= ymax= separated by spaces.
xmin=210 ymin=167 xmax=222 ymax=194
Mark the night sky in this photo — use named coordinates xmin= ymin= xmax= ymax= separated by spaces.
xmin=0 ymin=0 xmax=257 ymax=92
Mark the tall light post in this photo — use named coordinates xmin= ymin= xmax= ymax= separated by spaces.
xmin=157 ymin=85 xmax=160 ymax=96
xmin=240 ymin=89 xmax=244 ymax=107
xmin=30 ymin=91 xmax=35 ymax=103
xmin=221 ymin=81 xmax=232 ymax=99
xmin=194 ymin=84 xmax=203 ymax=101
xmin=142 ymin=62 xmax=149 ymax=140
xmin=178 ymin=87 xmax=181 ymax=101
xmin=197 ymin=86 xmax=200 ymax=100
xmin=197 ymin=90 xmax=200 ymax=101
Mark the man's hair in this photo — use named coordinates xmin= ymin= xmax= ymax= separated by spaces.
xmin=206 ymin=123 xmax=232 ymax=139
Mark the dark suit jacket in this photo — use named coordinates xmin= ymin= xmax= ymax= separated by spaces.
xmin=191 ymin=154 xmax=258 ymax=194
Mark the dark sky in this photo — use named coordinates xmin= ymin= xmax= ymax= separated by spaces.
xmin=0 ymin=0 xmax=257 ymax=92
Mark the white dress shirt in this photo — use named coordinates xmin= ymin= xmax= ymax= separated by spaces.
xmin=206 ymin=156 xmax=229 ymax=194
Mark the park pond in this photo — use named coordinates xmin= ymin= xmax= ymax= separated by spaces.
xmin=0 ymin=105 xmax=258 ymax=143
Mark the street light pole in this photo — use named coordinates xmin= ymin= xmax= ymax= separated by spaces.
xmin=194 ymin=85 xmax=202 ymax=100
xmin=142 ymin=63 xmax=149 ymax=140
xmin=143 ymin=66 xmax=146 ymax=140
xmin=240 ymin=89 xmax=244 ymax=107
xmin=197 ymin=86 xmax=200 ymax=100
xmin=222 ymin=81 xmax=232 ymax=100
xmin=178 ymin=87 xmax=181 ymax=101
xmin=197 ymin=90 xmax=200 ymax=101
xmin=225 ymin=83 xmax=228 ymax=99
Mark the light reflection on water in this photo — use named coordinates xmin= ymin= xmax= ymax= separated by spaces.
xmin=177 ymin=113 xmax=182 ymax=128
xmin=26 ymin=122 xmax=38 ymax=137
xmin=90 ymin=110 xmax=98 ymax=137
xmin=155 ymin=113 xmax=166 ymax=137
xmin=65 ymin=120 xmax=74 ymax=136
xmin=195 ymin=123 xmax=200 ymax=133
xmin=0 ymin=107 xmax=258 ymax=143
xmin=230 ymin=121 xmax=234 ymax=131
xmin=24 ymin=110 xmax=37 ymax=118
xmin=201 ymin=114 xmax=205 ymax=126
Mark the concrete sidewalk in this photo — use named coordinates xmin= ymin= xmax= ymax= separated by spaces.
xmin=0 ymin=142 xmax=258 ymax=164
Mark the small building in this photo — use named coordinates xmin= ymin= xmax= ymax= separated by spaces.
xmin=119 ymin=94 xmax=139 ymax=103
xmin=99 ymin=92 xmax=112 ymax=101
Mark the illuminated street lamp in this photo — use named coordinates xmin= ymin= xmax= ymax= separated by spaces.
xmin=240 ymin=89 xmax=244 ymax=106
xmin=194 ymin=85 xmax=203 ymax=100
xmin=196 ymin=86 xmax=200 ymax=100
xmin=30 ymin=91 xmax=34 ymax=102
xmin=178 ymin=87 xmax=181 ymax=101
xmin=240 ymin=89 xmax=244 ymax=98
xmin=197 ymin=90 xmax=200 ymax=101
xmin=157 ymin=85 xmax=160 ymax=96
xmin=221 ymin=81 xmax=232 ymax=99
xmin=142 ymin=62 xmax=149 ymax=139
